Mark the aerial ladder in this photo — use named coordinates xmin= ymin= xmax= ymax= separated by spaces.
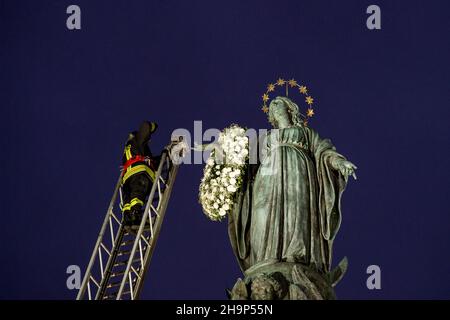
xmin=77 ymin=138 xmax=185 ymax=300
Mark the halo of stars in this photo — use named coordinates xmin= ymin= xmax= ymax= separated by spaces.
xmin=261 ymin=78 xmax=315 ymax=126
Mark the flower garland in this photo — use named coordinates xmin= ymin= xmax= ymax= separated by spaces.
xmin=199 ymin=125 xmax=249 ymax=221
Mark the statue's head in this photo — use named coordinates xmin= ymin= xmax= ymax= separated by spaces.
xmin=268 ymin=96 xmax=303 ymax=129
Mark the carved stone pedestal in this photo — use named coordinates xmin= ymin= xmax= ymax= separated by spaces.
xmin=229 ymin=259 xmax=347 ymax=300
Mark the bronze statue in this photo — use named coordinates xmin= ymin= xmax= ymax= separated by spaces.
xmin=228 ymin=96 xmax=357 ymax=300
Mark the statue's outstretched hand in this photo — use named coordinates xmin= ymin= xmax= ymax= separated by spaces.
xmin=334 ymin=159 xmax=357 ymax=180
xmin=193 ymin=142 xmax=216 ymax=152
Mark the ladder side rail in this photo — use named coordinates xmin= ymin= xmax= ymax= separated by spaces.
xmin=134 ymin=160 xmax=179 ymax=298
xmin=116 ymin=150 xmax=169 ymax=299
xmin=77 ymin=174 xmax=123 ymax=300
xmin=132 ymin=157 xmax=170 ymax=296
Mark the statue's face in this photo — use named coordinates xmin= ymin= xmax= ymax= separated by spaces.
xmin=269 ymin=98 xmax=291 ymax=128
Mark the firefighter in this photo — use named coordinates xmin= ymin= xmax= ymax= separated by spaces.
xmin=121 ymin=121 xmax=159 ymax=230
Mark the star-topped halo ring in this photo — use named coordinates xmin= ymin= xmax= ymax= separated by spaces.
xmin=261 ymin=78 xmax=315 ymax=126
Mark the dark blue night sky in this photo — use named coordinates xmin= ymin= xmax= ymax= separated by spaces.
xmin=0 ymin=0 xmax=449 ymax=299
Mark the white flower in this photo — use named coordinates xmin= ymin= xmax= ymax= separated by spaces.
xmin=227 ymin=185 xmax=237 ymax=193
xmin=230 ymin=178 xmax=236 ymax=185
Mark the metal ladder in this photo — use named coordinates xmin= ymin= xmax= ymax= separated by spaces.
xmin=77 ymin=141 xmax=181 ymax=300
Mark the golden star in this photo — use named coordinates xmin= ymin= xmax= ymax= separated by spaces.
xmin=262 ymin=105 xmax=269 ymax=113
xmin=262 ymin=93 xmax=269 ymax=102
xmin=288 ymin=79 xmax=297 ymax=87
xmin=299 ymin=86 xmax=308 ymax=94
xmin=276 ymin=78 xmax=286 ymax=86
xmin=305 ymin=96 xmax=314 ymax=105
xmin=267 ymin=84 xmax=275 ymax=92
xmin=307 ymin=108 xmax=314 ymax=117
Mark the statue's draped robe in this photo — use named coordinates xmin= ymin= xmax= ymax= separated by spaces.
xmin=228 ymin=126 xmax=348 ymax=273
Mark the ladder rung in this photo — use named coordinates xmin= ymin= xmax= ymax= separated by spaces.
xmin=103 ymin=290 xmax=132 ymax=300
xmin=110 ymin=271 xmax=125 ymax=278
xmin=113 ymin=258 xmax=141 ymax=267
xmin=120 ymin=239 xmax=136 ymax=247
xmin=117 ymin=252 xmax=131 ymax=258
xmin=117 ymin=249 xmax=132 ymax=256
xmin=117 ymin=247 xmax=147 ymax=257
xmin=106 ymin=280 xmax=122 ymax=289
xmin=106 ymin=272 xmax=139 ymax=289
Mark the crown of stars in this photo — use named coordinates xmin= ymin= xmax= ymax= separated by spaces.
xmin=261 ymin=77 xmax=316 ymax=126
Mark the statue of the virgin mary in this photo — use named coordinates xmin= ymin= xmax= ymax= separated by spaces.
xmin=227 ymin=95 xmax=357 ymax=300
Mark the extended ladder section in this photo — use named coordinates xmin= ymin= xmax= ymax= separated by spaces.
xmin=77 ymin=141 xmax=181 ymax=300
